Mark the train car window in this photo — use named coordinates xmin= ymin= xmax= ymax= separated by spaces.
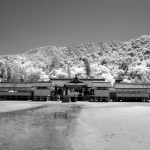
xmin=0 ymin=88 xmax=3 ymax=92
xmin=37 ymin=87 xmax=41 ymax=89
xmin=97 ymin=87 xmax=103 ymax=90
xmin=41 ymin=87 xmax=48 ymax=89
xmin=103 ymin=87 xmax=108 ymax=90
xmin=37 ymin=87 xmax=48 ymax=89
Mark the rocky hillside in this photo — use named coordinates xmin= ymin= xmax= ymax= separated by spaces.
xmin=0 ymin=34 xmax=150 ymax=83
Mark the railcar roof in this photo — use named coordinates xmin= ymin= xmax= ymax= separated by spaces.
xmin=0 ymin=83 xmax=32 ymax=88
xmin=93 ymin=82 xmax=112 ymax=87
xmin=32 ymin=82 xmax=51 ymax=87
xmin=114 ymin=83 xmax=150 ymax=89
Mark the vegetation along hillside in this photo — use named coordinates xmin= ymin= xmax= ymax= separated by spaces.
xmin=0 ymin=34 xmax=150 ymax=83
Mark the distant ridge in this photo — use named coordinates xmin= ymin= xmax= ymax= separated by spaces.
xmin=0 ymin=34 xmax=150 ymax=83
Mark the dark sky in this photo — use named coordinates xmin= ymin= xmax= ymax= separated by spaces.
xmin=0 ymin=0 xmax=150 ymax=55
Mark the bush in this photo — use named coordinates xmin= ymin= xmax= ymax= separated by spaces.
xmin=127 ymin=51 xmax=135 ymax=57
xmin=101 ymin=59 xmax=107 ymax=65
xmin=144 ymin=49 xmax=150 ymax=54
xmin=146 ymin=62 xmax=150 ymax=67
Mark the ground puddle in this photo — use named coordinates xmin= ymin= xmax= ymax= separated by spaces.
xmin=0 ymin=105 xmax=46 ymax=118
xmin=54 ymin=111 xmax=71 ymax=120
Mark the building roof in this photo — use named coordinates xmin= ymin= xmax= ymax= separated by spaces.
xmin=0 ymin=83 xmax=32 ymax=88
xmin=67 ymin=83 xmax=87 ymax=86
xmin=68 ymin=76 xmax=84 ymax=83
xmin=50 ymin=78 xmax=105 ymax=81
xmin=109 ymin=88 xmax=116 ymax=91
xmin=32 ymin=81 xmax=51 ymax=83
xmin=32 ymin=82 xmax=51 ymax=87
xmin=92 ymin=82 xmax=112 ymax=87
xmin=114 ymin=83 xmax=150 ymax=89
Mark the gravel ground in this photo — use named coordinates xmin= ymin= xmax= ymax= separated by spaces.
xmin=69 ymin=102 xmax=150 ymax=150
xmin=1 ymin=102 xmax=150 ymax=150
xmin=0 ymin=102 xmax=82 ymax=150
xmin=0 ymin=101 xmax=47 ymax=113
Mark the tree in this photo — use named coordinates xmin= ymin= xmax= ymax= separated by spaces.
xmin=6 ymin=65 xmax=11 ymax=81
xmin=119 ymin=61 xmax=129 ymax=74
xmin=82 ymin=57 xmax=91 ymax=77
xmin=90 ymin=64 xmax=111 ymax=78
xmin=26 ymin=67 xmax=42 ymax=81
xmin=0 ymin=65 xmax=6 ymax=79
xmin=49 ymin=68 xmax=68 ymax=78
xmin=20 ymin=75 xmax=24 ymax=82
xmin=50 ymin=56 xmax=59 ymax=72
xmin=67 ymin=62 xmax=71 ymax=78
xmin=101 ymin=73 xmax=115 ymax=85
xmin=70 ymin=66 xmax=86 ymax=78
xmin=127 ymin=66 xmax=149 ymax=83
xmin=115 ymin=70 xmax=125 ymax=80
xmin=101 ymin=59 xmax=107 ymax=66
xmin=119 ymin=61 xmax=128 ymax=71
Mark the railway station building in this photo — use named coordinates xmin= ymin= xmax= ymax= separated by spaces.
xmin=50 ymin=77 xmax=113 ymax=101
xmin=0 ymin=77 xmax=149 ymax=102
xmin=0 ymin=77 xmax=114 ymax=101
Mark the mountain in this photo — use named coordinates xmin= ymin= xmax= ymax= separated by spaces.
xmin=0 ymin=34 xmax=150 ymax=83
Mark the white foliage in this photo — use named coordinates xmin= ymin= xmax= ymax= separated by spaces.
xmin=55 ymin=69 xmax=68 ymax=78
xmin=101 ymin=73 xmax=115 ymax=85
xmin=121 ymin=79 xmax=131 ymax=83
xmin=40 ymin=72 xmax=49 ymax=80
xmin=70 ymin=66 xmax=86 ymax=78
xmin=26 ymin=67 xmax=42 ymax=76
xmin=90 ymin=64 xmax=111 ymax=78
xmin=49 ymin=68 xmax=68 ymax=78
xmin=128 ymin=65 xmax=148 ymax=75
xmin=22 ymin=61 xmax=33 ymax=69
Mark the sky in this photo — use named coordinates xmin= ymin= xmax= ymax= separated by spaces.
xmin=0 ymin=0 xmax=150 ymax=55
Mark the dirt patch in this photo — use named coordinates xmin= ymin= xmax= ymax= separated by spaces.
xmin=0 ymin=103 xmax=82 ymax=150
xmin=70 ymin=102 xmax=150 ymax=150
xmin=0 ymin=101 xmax=47 ymax=113
xmin=2 ymin=102 xmax=150 ymax=150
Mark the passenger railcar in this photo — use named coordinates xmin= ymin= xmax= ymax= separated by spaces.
xmin=114 ymin=83 xmax=150 ymax=102
xmin=0 ymin=82 xmax=33 ymax=100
